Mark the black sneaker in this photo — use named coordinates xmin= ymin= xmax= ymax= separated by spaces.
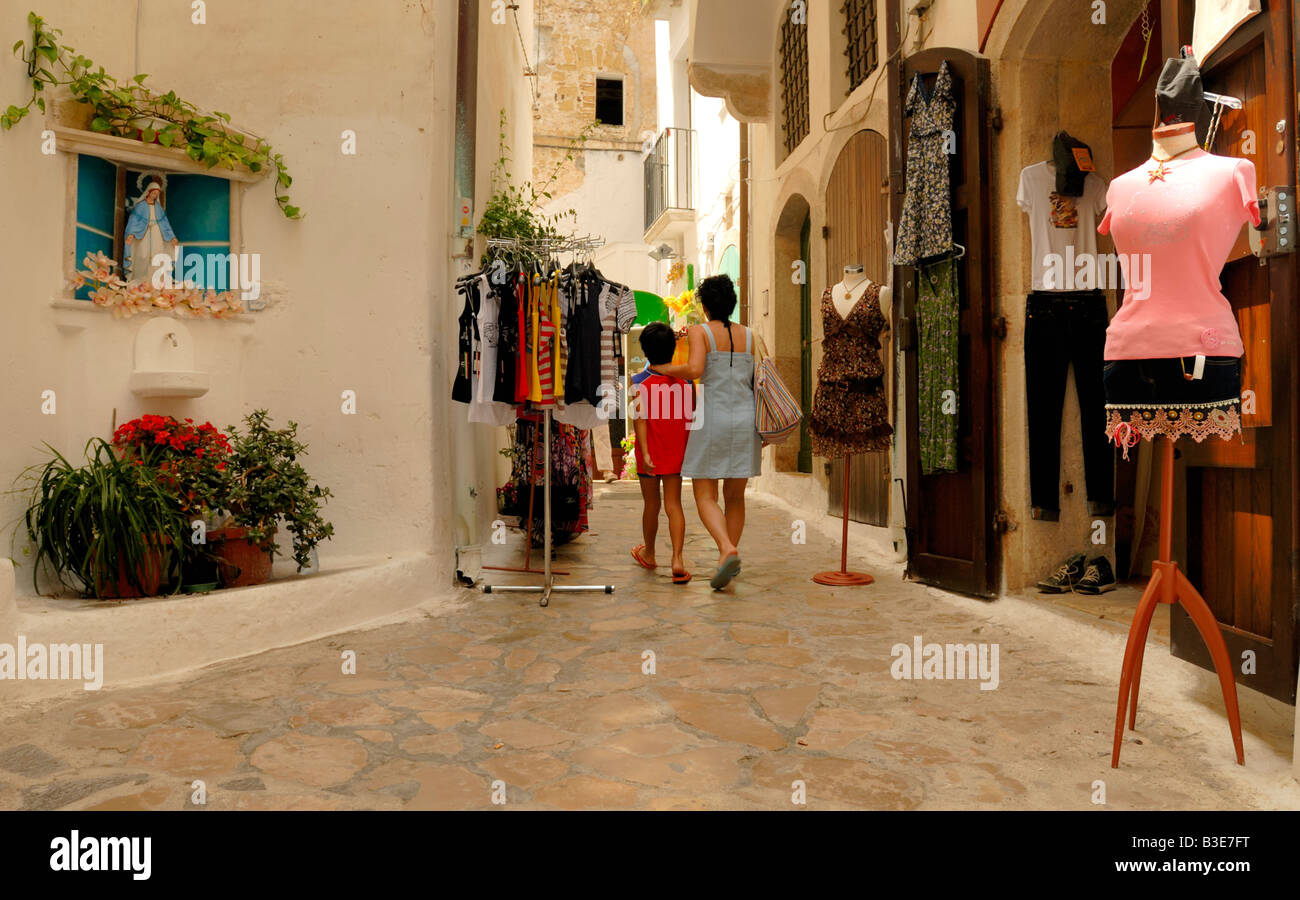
xmin=1036 ymin=553 xmax=1086 ymax=594
xmin=1073 ymin=556 xmax=1116 ymax=594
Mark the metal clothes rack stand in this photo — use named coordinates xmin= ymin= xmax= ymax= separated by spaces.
xmin=480 ymin=235 xmax=614 ymax=607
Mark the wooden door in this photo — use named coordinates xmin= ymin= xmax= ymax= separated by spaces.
xmin=1166 ymin=0 xmax=1299 ymax=703
xmin=894 ymin=49 xmax=997 ymax=598
xmin=825 ymin=129 xmax=890 ymax=526
xmin=798 ymin=213 xmax=814 ymax=473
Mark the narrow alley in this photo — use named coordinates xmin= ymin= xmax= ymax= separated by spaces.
xmin=1 ymin=484 xmax=1294 ymax=811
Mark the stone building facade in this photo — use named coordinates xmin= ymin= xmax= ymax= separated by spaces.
xmin=531 ymin=0 xmax=659 ymax=249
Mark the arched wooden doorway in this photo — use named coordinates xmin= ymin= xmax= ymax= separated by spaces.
xmin=773 ymin=193 xmax=811 ymax=473
xmin=825 ymin=129 xmax=891 ymax=525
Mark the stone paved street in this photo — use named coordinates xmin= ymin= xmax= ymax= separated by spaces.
xmin=0 ymin=483 xmax=1297 ymax=811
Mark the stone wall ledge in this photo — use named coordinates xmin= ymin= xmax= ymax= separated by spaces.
xmin=0 ymin=553 xmax=457 ymax=704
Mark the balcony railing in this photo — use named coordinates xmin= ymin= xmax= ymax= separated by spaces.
xmin=644 ymin=127 xmax=696 ymax=233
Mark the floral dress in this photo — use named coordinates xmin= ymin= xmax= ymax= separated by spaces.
xmin=893 ymin=60 xmax=955 ymax=267
xmin=917 ymin=258 xmax=959 ymax=474
xmin=809 ymin=283 xmax=892 ymax=457
xmin=504 ymin=413 xmax=593 ymax=547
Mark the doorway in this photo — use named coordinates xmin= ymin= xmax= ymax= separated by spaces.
xmin=772 ymin=193 xmax=812 ymax=474
xmin=825 ymin=128 xmax=891 ymax=526
xmin=895 ymin=50 xmax=998 ymax=598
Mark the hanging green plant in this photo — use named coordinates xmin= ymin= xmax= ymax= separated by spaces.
xmin=3 ymin=11 xmax=301 ymax=219
xmin=476 ymin=109 xmax=596 ymax=266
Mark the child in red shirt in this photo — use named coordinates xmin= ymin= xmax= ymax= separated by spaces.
xmin=629 ymin=322 xmax=693 ymax=584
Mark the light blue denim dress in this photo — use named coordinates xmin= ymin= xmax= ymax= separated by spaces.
xmin=680 ymin=324 xmax=762 ymax=479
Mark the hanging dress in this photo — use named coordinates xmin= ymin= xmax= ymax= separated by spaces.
xmin=809 ymin=283 xmax=892 ymax=457
xmin=451 ymin=279 xmax=478 ymax=404
xmin=893 ymin=60 xmax=956 ymax=267
xmin=917 ymin=258 xmax=960 ymax=474
xmin=493 ymin=271 xmax=521 ymax=404
xmin=469 ymin=274 xmax=516 ymax=426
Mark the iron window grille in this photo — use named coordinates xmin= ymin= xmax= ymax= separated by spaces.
xmin=779 ymin=3 xmax=809 ymax=156
xmin=842 ymin=0 xmax=879 ymax=94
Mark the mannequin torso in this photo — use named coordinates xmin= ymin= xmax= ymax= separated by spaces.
xmin=830 ymin=274 xmax=891 ymax=330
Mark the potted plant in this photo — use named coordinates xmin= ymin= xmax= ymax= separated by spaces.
xmin=211 ymin=410 xmax=333 ymax=587
xmin=19 ymin=438 xmax=187 ymax=599
xmin=3 ymin=13 xmax=301 ymax=219
xmin=111 ymin=414 xmax=232 ymax=592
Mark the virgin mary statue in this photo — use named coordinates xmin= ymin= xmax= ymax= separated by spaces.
xmin=125 ymin=180 xmax=178 ymax=285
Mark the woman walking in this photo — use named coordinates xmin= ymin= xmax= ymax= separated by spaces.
xmin=649 ymin=275 xmax=761 ymax=589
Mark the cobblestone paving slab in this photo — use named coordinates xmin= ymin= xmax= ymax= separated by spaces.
xmin=0 ymin=483 xmax=1297 ymax=811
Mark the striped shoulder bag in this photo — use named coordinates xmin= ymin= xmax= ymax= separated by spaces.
xmin=752 ymin=332 xmax=802 ymax=444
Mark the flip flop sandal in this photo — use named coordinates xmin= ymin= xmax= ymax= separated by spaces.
xmin=672 ymin=570 xmax=692 ymax=584
xmin=630 ymin=545 xmax=656 ymax=570
xmin=709 ymin=554 xmax=741 ymax=590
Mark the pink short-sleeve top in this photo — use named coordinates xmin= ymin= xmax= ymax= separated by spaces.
xmin=1098 ymin=149 xmax=1260 ymax=360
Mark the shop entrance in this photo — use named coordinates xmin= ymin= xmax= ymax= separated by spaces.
xmin=895 ymin=49 xmax=998 ymax=598
xmin=825 ymin=128 xmax=891 ymax=527
xmin=772 ymin=192 xmax=812 ymax=474
xmin=989 ymin=0 xmax=1298 ymax=702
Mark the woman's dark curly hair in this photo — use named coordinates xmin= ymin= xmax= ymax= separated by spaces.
xmin=698 ymin=274 xmax=737 ymax=321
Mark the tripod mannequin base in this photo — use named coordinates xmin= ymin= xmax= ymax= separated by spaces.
xmin=1111 ymin=436 xmax=1244 ymax=768
xmin=813 ymin=570 xmax=874 ymax=586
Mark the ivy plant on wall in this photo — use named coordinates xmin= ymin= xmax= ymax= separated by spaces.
xmin=3 ymin=11 xmax=301 ymax=218
xmin=476 ymin=109 xmax=596 ymax=265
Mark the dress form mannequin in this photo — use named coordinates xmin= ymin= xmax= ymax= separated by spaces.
xmin=811 ymin=263 xmax=894 ymax=587
xmin=1105 ymin=116 xmax=1256 ymax=768
xmin=1149 ymin=121 xmax=1198 ymax=160
xmin=831 ymin=264 xmax=892 ymax=329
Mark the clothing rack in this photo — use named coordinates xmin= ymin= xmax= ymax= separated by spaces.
xmin=481 ymin=419 xmax=570 ymax=578
xmin=479 ymin=234 xmax=614 ymax=607
xmin=485 ymin=234 xmax=606 ymax=258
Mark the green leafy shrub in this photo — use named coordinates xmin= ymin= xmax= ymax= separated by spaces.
xmin=20 ymin=438 xmax=187 ymax=598
xmin=221 ymin=410 xmax=333 ymax=571
xmin=4 ymin=12 xmax=301 ymax=218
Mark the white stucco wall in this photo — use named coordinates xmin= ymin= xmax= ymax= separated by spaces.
xmin=540 ymin=147 xmax=649 ymax=248
xmin=0 ymin=0 xmax=522 ymax=600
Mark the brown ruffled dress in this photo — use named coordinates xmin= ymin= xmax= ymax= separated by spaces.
xmin=810 ymin=283 xmax=893 ymax=457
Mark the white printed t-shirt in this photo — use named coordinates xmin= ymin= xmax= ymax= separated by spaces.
xmin=1017 ymin=161 xmax=1108 ymax=291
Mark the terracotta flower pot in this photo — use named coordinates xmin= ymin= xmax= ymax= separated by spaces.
xmin=95 ymin=542 xmax=167 ymax=600
xmin=210 ymin=526 xmax=276 ymax=588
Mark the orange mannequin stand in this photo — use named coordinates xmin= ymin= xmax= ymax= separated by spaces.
xmin=813 ymin=454 xmax=875 ymax=586
xmin=1111 ymin=435 xmax=1244 ymax=767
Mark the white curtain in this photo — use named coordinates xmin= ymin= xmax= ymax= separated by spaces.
xmin=1192 ymin=0 xmax=1261 ymax=64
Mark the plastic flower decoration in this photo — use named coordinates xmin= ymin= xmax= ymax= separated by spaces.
xmin=72 ymin=252 xmax=246 ymax=319
xmin=619 ymin=434 xmax=637 ymax=480
xmin=665 ymin=288 xmax=703 ymax=334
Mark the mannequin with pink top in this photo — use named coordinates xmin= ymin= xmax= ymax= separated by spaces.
xmin=1103 ymin=51 xmax=1260 ymax=769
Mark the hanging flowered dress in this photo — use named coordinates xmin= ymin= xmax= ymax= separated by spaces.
xmin=893 ymin=60 xmax=955 ymax=267
xmin=503 ymin=413 xmax=593 ymax=547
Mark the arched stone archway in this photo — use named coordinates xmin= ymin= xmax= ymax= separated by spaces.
xmin=980 ymin=0 xmax=1151 ymax=599
xmin=773 ymin=192 xmax=812 ymax=473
